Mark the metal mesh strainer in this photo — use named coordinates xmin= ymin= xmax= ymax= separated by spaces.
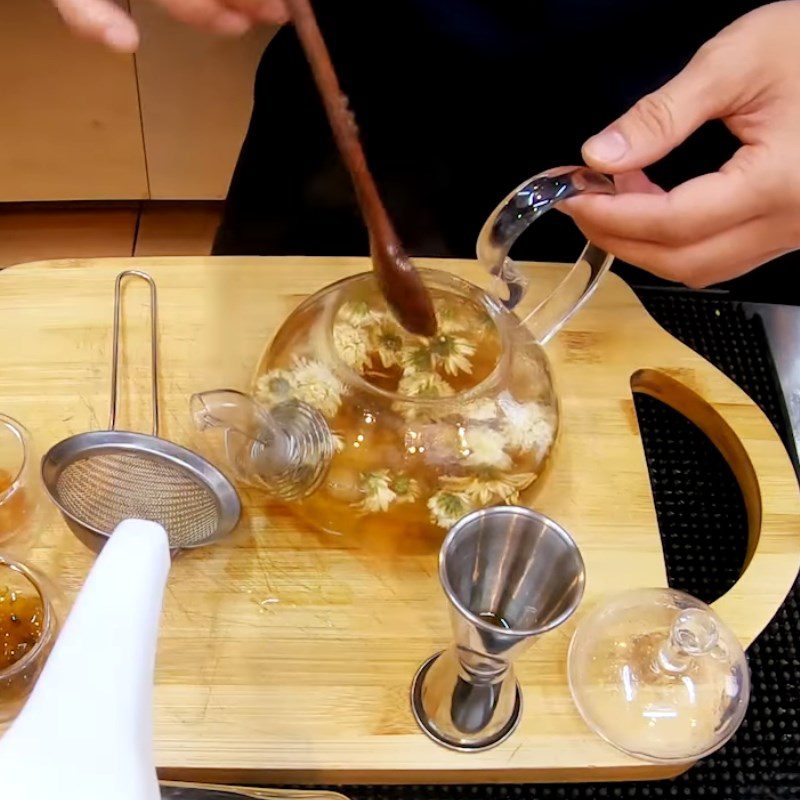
xmin=41 ymin=270 xmax=241 ymax=551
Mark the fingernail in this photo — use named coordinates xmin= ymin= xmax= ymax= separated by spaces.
xmin=584 ymin=129 xmax=629 ymax=163
xmin=216 ymin=11 xmax=252 ymax=35
xmin=103 ymin=25 xmax=138 ymax=52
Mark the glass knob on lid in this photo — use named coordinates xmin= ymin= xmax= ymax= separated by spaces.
xmin=567 ymin=588 xmax=750 ymax=764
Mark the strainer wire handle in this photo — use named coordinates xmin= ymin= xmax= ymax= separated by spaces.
xmin=109 ymin=270 xmax=159 ymax=436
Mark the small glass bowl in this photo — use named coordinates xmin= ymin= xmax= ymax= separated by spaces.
xmin=0 ymin=555 xmax=58 ymax=722
xmin=0 ymin=415 xmax=37 ymax=547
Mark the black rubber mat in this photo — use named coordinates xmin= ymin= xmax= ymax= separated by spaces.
xmin=324 ymin=291 xmax=800 ymax=799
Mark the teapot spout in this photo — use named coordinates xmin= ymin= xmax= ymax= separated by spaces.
xmin=190 ymin=390 xmax=334 ymax=502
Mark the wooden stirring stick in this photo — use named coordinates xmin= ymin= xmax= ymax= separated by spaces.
xmin=284 ymin=0 xmax=438 ymax=337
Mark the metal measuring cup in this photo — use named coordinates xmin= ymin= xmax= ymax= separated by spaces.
xmin=411 ymin=505 xmax=585 ymax=751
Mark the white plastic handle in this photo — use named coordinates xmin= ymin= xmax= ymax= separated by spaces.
xmin=0 ymin=519 xmax=171 ymax=800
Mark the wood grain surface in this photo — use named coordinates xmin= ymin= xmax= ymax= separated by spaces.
xmin=0 ymin=257 xmax=797 ymax=784
xmin=0 ymin=1 xmax=148 ymax=201
xmin=130 ymin=1 xmax=276 ymax=199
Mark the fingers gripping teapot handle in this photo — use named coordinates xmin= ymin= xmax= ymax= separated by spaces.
xmin=476 ymin=167 xmax=615 ymax=345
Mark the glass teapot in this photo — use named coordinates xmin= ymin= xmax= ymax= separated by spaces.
xmin=193 ymin=167 xmax=614 ymax=536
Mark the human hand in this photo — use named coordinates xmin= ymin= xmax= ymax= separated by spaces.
xmin=566 ymin=1 xmax=800 ymax=288
xmin=51 ymin=0 xmax=288 ymax=53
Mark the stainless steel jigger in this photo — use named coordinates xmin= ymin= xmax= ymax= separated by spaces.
xmin=411 ymin=506 xmax=586 ymax=751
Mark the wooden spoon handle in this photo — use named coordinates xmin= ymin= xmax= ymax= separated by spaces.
xmin=284 ymin=0 xmax=388 ymax=237
xmin=284 ymin=0 xmax=437 ymax=336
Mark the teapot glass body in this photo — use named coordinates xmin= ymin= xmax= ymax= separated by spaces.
xmin=253 ymin=269 xmax=558 ymax=535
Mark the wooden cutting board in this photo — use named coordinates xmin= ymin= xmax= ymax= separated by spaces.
xmin=1 ymin=257 xmax=798 ymax=784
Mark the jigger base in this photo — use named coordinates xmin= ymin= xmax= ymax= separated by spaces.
xmin=410 ymin=651 xmax=523 ymax=752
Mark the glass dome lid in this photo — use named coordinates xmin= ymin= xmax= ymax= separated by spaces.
xmin=568 ymin=587 xmax=750 ymax=764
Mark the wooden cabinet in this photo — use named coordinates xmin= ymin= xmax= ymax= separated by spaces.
xmin=0 ymin=0 xmax=275 ymax=201
xmin=0 ymin=0 xmax=148 ymax=201
xmin=130 ymin=2 xmax=275 ymax=199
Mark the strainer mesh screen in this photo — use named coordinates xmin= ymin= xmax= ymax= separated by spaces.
xmin=54 ymin=451 xmax=220 ymax=547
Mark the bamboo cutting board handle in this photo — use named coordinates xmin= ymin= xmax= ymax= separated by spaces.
xmin=631 ymin=366 xmax=797 ymax=647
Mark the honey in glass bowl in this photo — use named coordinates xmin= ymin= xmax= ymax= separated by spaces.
xmin=0 ymin=557 xmax=57 ymax=721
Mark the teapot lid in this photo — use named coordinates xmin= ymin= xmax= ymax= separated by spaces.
xmin=567 ymin=587 xmax=750 ymax=764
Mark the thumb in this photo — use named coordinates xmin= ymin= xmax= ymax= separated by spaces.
xmin=582 ymin=48 xmax=734 ymax=172
xmin=52 ymin=0 xmax=140 ymax=52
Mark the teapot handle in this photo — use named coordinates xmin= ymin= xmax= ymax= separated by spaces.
xmin=476 ymin=167 xmax=615 ymax=345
